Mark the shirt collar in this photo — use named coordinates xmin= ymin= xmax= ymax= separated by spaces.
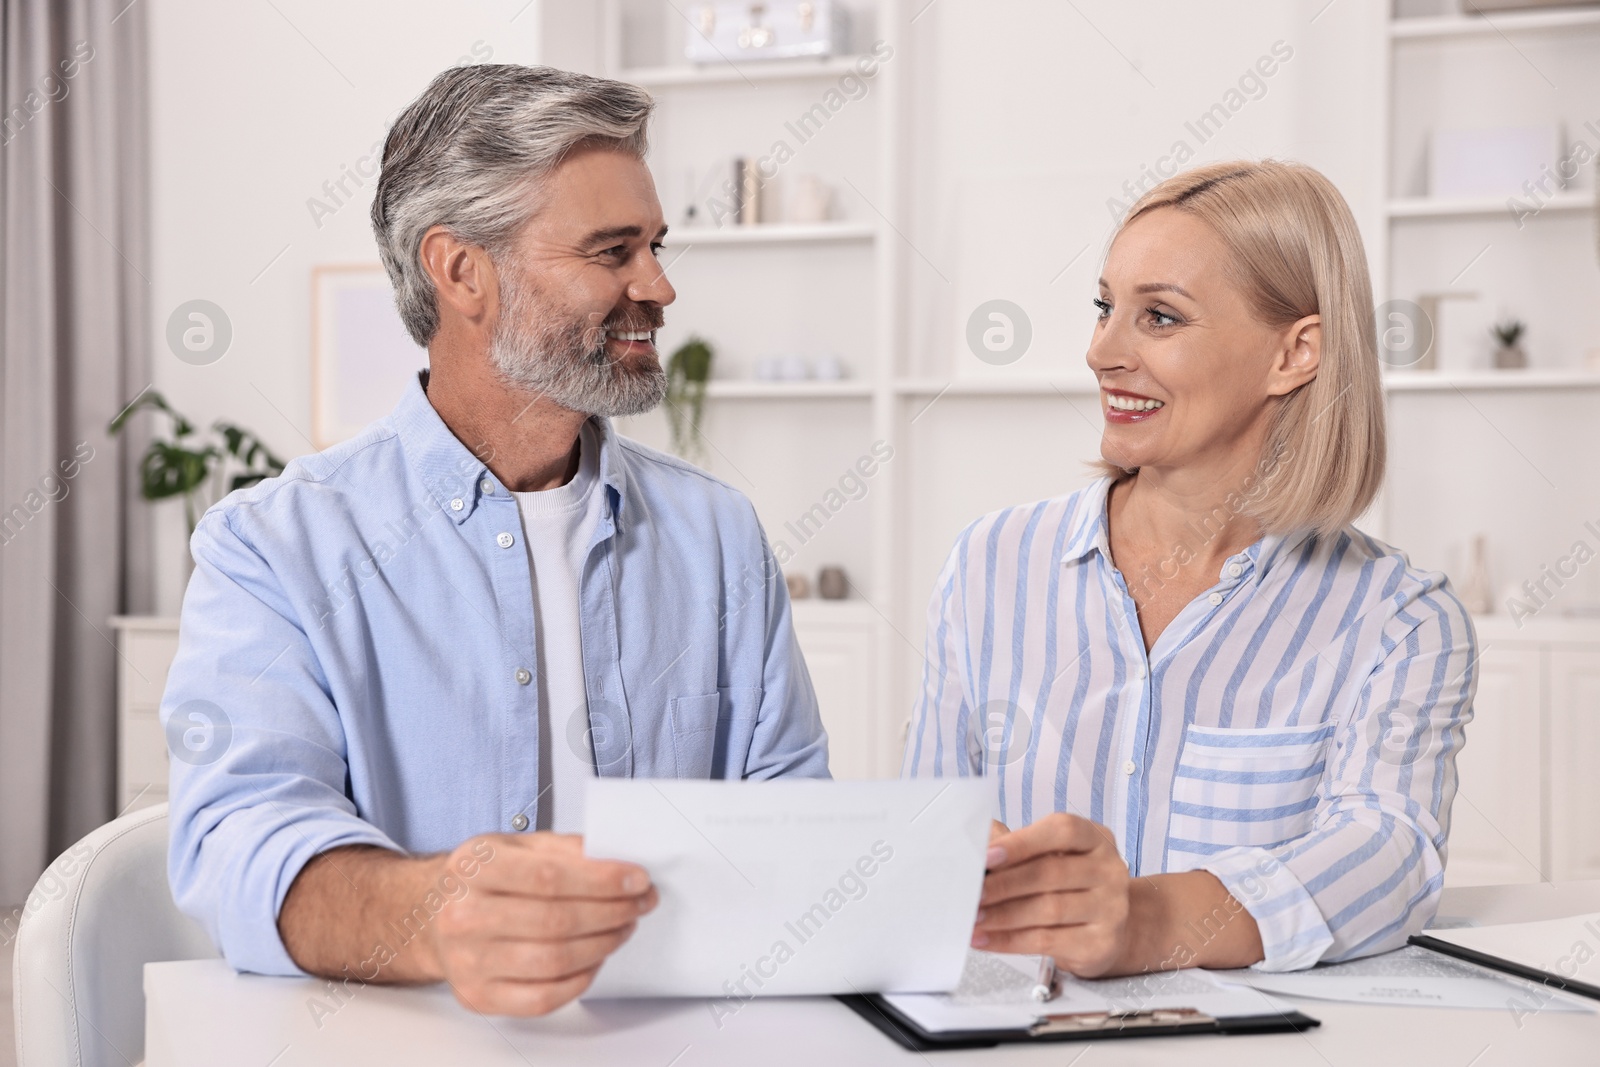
xmin=1248 ymin=527 xmax=1313 ymax=580
xmin=1058 ymin=476 xmax=1116 ymax=565
xmin=392 ymin=371 xmax=628 ymax=531
xmin=1057 ymin=474 xmax=1312 ymax=583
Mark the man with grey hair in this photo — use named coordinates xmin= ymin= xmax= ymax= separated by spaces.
xmin=163 ymin=64 xmax=829 ymax=1018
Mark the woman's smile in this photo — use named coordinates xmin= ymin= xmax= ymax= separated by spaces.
xmin=1102 ymin=387 xmax=1167 ymax=423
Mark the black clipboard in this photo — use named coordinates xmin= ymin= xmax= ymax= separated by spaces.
xmin=837 ymin=993 xmax=1320 ymax=1052
xmin=1409 ymin=934 xmax=1600 ymax=1002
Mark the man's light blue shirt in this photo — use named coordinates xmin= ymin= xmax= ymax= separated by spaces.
xmin=164 ymin=373 xmax=829 ymax=975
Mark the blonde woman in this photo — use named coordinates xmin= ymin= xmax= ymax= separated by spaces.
xmin=904 ymin=161 xmax=1476 ymax=976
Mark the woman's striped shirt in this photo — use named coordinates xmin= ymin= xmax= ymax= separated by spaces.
xmin=902 ymin=477 xmax=1478 ymax=971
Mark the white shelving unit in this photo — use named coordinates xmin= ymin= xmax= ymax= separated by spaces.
xmin=1378 ymin=6 xmax=1600 ymax=325
xmin=1375 ymin=3 xmax=1600 ymax=554
xmin=597 ymin=0 xmax=907 ymax=777
xmin=1374 ymin=14 xmax=1600 ymax=888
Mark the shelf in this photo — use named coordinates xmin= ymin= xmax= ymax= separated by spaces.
xmin=671 ymin=221 xmax=876 ymax=246
xmin=1383 ymin=369 xmax=1600 ymax=391
xmin=621 ymin=55 xmax=874 ymax=88
xmin=889 ymin=374 xmax=1600 ymax=398
xmin=895 ymin=378 xmax=1100 ymax=397
xmin=1386 ymin=192 xmax=1594 ymax=219
xmin=705 ymin=380 xmax=873 ymax=399
xmin=1390 ymin=9 xmax=1600 ymax=40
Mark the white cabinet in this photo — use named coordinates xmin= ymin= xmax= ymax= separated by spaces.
xmin=1547 ymin=647 xmax=1600 ymax=881
xmin=1444 ymin=618 xmax=1600 ymax=889
xmin=790 ymin=600 xmax=883 ymax=780
xmin=1446 ymin=646 xmax=1542 ymax=886
xmin=110 ymin=615 xmax=178 ymax=815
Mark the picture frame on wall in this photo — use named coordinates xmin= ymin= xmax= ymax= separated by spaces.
xmin=311 ymin=264 xmax=428 ymax=448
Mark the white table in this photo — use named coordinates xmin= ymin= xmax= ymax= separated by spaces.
xmin=145 ymin=881 xmax=1600 ymax=1066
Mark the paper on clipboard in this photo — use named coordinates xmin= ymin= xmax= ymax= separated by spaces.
xmin=882 ymin=951 xmax=1294 ymax=1034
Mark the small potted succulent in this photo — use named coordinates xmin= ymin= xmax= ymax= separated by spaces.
xmin=1491 ymin=319 xmax=1527 ymax=370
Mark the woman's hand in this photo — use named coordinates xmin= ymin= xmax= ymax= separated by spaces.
xmin=972 ymin=814 xmax=1267 ymax=976
xmin=971 ymin=812 xmax=1132 ymax=977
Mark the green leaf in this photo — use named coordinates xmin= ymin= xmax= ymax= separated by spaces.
xmin=109 ymin=389 xmax=196 ymax=439
xmin=138 ymin=441 xmax=217 ymax=501
xmin=213 ymin=421 xmax=286 ymax=478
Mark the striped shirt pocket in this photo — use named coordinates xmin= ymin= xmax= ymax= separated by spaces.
xmin=1164 ymin=720 xmax=1334 ymax=873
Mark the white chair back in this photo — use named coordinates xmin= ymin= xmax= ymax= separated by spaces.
xmin=12 ymin=803 xmax=219 ymax=1067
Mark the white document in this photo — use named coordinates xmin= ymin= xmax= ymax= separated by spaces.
xmin=1424 ymin=912 xmax=1600 ymax=987
xmin=1214 ymin=945 xmax=1594 ymax=1013
xmin=883 ymin=951 xmax=1294 ymax=1034
xmin=581 ymin=778 xmax=990 ymax=999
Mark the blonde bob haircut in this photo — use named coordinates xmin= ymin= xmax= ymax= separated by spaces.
xmin=1094 ymin=159 xmax=1385 ymax=539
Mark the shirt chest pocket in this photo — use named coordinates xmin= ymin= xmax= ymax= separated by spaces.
xmin=1164 ymin=720 xmax=1333 ymax=873
xmin=669 ymin=687 xmax=762 ymax=779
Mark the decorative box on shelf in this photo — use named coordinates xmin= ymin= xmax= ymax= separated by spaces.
xmin=685 ymin=2 xmax=851 ymax=63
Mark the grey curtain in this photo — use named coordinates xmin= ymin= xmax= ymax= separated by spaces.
xmin=1 ymin=0 xmax=152 ymax=905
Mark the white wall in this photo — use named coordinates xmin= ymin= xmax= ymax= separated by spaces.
xmin=147 ymin=0 xmax=544 ymax=612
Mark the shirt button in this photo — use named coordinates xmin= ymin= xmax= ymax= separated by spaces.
xmin=1228 ymin=563 xmax=1243 ymax=578
xmin=510 ymin=813 xmax=529 ymax=831
xmin=1208 ymin=592 xmax=1223 ymax=606
xmin=481 ymin=479 xmax=494 ymax=494
xmin=449 ymin=497 xmax=464 ymax=512
xmin=1137 ymin=663 xmax=1148 ymax=679
xmin=496 ymin=532 xmax=514 ymax=549
xmin=515 ymin=667 xmax=531 ymax=685
xmin=1123 ymin=760 xmax=1136 ymax=775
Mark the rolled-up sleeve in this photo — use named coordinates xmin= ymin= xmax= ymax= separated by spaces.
xmin=164 ymin=509 xmax=400 ymax=976
xmin=1200 ymin=585 xmax=1477 ymax=971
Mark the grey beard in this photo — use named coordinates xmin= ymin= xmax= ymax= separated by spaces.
xmin=488 ymin=285 xmax=667 ymax=418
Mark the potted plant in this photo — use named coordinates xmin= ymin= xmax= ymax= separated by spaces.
xmin=1491 ymin=319 xmax=1527 ymax=370
xmin=108 ymin=390 xmax=286 ymax=535
xmin=664 ymin=336 xmax=714 ymax=463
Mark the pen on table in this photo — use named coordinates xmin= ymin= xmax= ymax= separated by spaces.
xmin=1031 ymin=956 xmax=1058 ymax=1002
